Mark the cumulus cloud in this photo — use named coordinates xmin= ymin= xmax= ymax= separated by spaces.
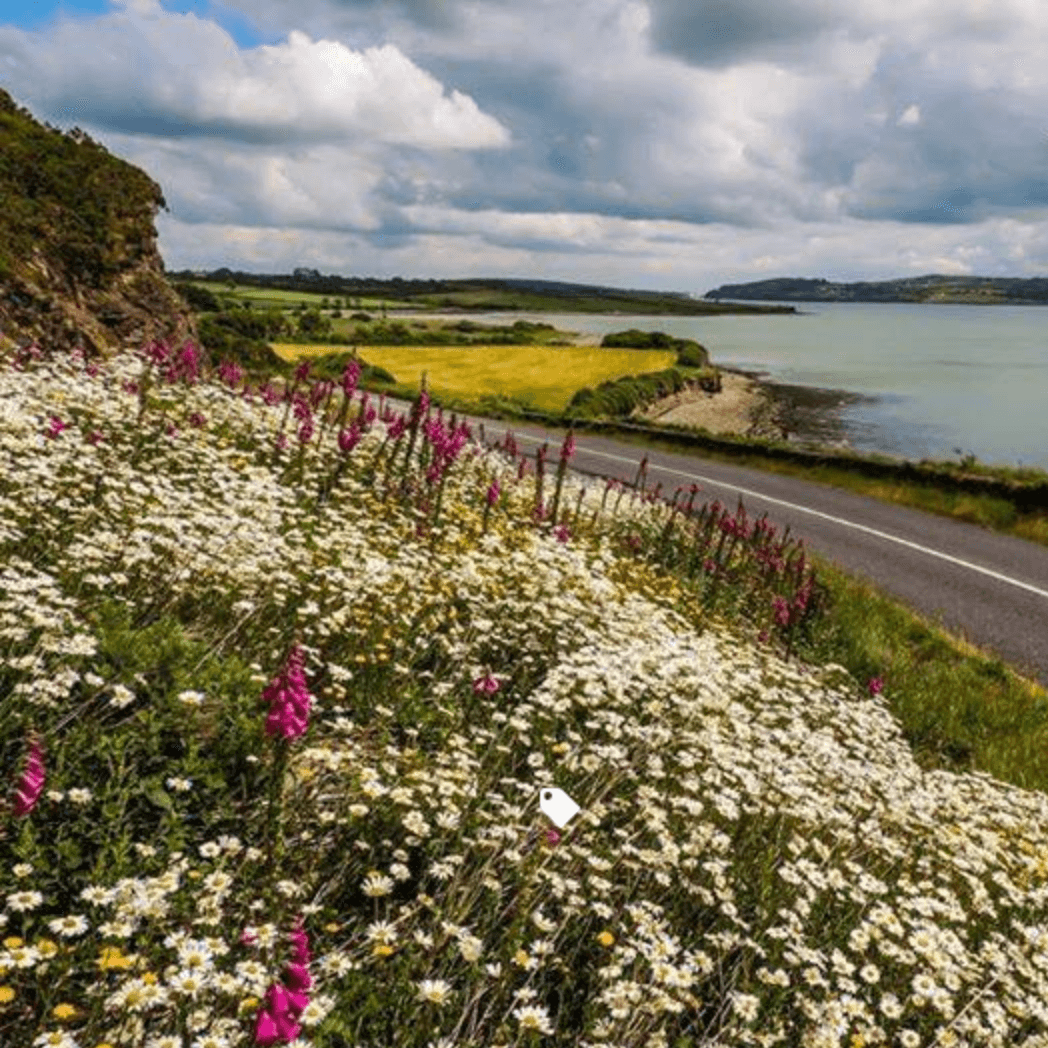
xmin=0 ymin=5 xmax=509 ymax=149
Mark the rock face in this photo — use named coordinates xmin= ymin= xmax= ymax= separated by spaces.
xmin=0 ymin=88 xmax=198 ymax=361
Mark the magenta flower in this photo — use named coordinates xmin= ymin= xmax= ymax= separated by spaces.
xmin=44 ymin=416 xmax=69 ymax=440
xmin=218 ymin=359 xmax=245 ymax=388
xmin=87 ymin=430 xmax=104 ymax=445
xmin=338 ymin=421 xmax=363 ymax=454
xmin=486 ymin=479 xmax=500 ymax=507
xmin=341 ymin=358 xmax=362 ymax=399
xmin=166 ymin=423 xmax=179 ymax=438
xmin=553 ymin=525 xmax=570 ymax=544
xmin=387 ymin=415 xmax=407 ymax=441
xmin=772 ymin=596 xmax=791 ymax=628
xmin=294 ymin=360 xmax=312 ymax=384
xmin=868 ymin=676 xmax=885 ymax=696
xmin=559 ymin=430 xmax=576 ymax=463
xmin=254 ymin=984 xmax=302 ymax=1046
xmin=544 ymin=829 xmax=561 ymax=847
xmin=254 ymin=918 xmax=312 ymax=1046
xmin=261 ymin=643 xmax=313 ymax=740
xmin=309 ymin=380 xmax=333 ymax=409
xmin=297 ymin=420 xmax=314 ymax=444
xmin=472 ymin=672 xmax=501 ymax=696
xmin=275 ymin=433 xmax=289 ymax=452
xmin=188 ymin=412 xmax=207 ymax=429
xmin=86 ymin=363 xmax=100 ymax=378
xmin=144 ymin=338 xmax=172 ymax=367
xmin=12 ymin=734 xmax=45 ymax=817
xmin=163 ymin=341 xmax=201 ymax=385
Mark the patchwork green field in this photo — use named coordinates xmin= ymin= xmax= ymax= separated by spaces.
xmin=271 ymin=343 xmax=679 ymax=413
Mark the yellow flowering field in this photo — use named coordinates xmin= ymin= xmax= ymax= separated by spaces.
xmin=270 ymin=343 xmax=678 ymax=412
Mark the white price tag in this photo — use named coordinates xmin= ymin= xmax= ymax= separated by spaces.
xmin=539 ymin=787 xmax=579 ymax=829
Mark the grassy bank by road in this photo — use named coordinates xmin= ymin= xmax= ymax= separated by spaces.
xmin=396 ymin=385 xmax=1048 ymax=552
xmin=6 ymin=339 xmax=1048 ymax=1048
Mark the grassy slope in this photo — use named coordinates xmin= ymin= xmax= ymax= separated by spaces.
xmin=5 ymin=343 xmax=1048 ymax=1047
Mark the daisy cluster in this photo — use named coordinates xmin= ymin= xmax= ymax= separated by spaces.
xmin=2 ymin=344 xmax=1048 ymax=1048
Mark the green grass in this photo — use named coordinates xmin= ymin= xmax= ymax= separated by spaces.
xmin=188 ymin=281 xmax=419 ymax=312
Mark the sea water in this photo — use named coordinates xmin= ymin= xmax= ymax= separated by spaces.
xmin=453 ymin=303 xmax=1048 ymax=471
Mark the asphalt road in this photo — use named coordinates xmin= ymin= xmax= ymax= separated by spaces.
xmin=384 ymin=397 xmax=1048 ymax=689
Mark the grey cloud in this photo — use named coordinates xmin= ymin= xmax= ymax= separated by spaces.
xmin=646 ymin=0 xmax=846 ymax=67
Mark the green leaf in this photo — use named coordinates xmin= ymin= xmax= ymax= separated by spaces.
xmin=141 ymin=779 xmax=173 ymax=811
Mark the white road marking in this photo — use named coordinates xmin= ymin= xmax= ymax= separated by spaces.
xmin=496 ymin=428 xmax=1048 ymax=602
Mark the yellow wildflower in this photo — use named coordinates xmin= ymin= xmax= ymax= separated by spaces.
xmin=2 ymin=937 xmax=24 ymax=949
xmin=324 ymin=923 xmax=341 ymax=933
xmin=35 ymin=939 xmax=59 ymax=959
xmin=597 ymin=931 xmax=615 ymax=947
xmin=53 ymin=1003 xmax=78 ymax=1021
xmin=373 ymin=944 xmax=395 ymax=958
xmin=141 ymin=971 xmax=158 ymax=985
xmin=97 ymin=947 xmax=134 ymax=971
xmin=513 ymin=949 xmax=529 ymax=967
xmin=239 ymin=996 xmax=260 ymax=1013
xmin=0 ymin=986 xmax=15 ymax=1004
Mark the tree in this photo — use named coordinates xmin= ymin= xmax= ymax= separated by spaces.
xmin=297 ymin=308 xmax=332 ymax=340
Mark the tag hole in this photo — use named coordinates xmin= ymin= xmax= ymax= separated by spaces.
xmin=542 ymin=791 xmax=551 ymax=800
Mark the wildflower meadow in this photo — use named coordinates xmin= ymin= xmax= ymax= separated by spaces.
xmin=4 ymin=337 xmax=1048 ymax=1048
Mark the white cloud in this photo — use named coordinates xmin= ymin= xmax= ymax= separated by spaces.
xmin=3 ymin=9 xmax=509 ymax=150
xmin=897 ymin=104 xmax=921 ymax=127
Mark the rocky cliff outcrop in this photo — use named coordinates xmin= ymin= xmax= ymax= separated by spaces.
xmin=0 ymin=88 xmax=198 ymax=361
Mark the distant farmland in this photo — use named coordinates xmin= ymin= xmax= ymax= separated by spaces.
xmin=271 ymin=343 xmax=678 ymax=413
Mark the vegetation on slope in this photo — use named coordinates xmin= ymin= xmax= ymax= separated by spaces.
xmin=1 ymin=337 xmax=1048 ymax=1048
xmin=0 ymin=88 xmax=196 ymax=358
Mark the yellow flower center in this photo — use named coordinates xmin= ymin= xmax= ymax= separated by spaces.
xmin=597 ymin=931 xmax=615 ymax=947
xmin=0 ymin=986 xmax=16 ymax=1004
xmin=53 ymin=1003 xmax=78 ymax=1020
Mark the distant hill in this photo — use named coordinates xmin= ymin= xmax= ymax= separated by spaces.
xmin=0 ymin=89 xmax=196 ymax=359
xmin=703 ymin=275 xmax=1048 ymax=304
xmin=170 ymin=268 xmax=796 ymax=315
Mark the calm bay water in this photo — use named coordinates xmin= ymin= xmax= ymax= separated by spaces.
xmin=454 ymin=303 xmax=1048 ymax=470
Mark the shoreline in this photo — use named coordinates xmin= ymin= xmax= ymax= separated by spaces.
xmin=634 ymin=365 xmax=873 ymax=451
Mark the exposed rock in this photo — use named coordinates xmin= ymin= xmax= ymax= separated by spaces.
xmin=0 ymin=88 xmax=199 ymax=362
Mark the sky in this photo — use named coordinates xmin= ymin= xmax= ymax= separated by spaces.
xmin=1 ymin=0 xmax=1048 ymax=294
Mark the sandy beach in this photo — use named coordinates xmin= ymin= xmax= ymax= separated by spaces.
xmin=631 ymin=368 xmax=783 ymax=439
